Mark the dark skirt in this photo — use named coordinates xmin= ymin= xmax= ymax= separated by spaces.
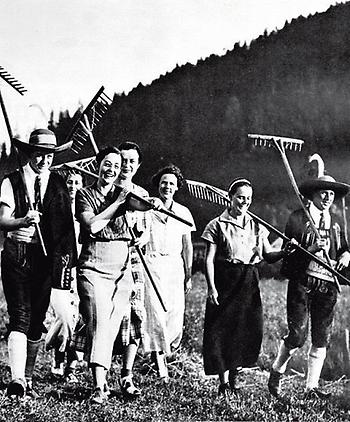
xmin=203 ymin=262 xmax=262 ymax=375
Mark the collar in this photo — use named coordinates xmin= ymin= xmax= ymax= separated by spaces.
xmin=23 ymin=163 xmax=50 ymax=186
xmin=309 ymin=202 xmax=331 ymax=227
xmin=218 ymin=208 xmax=253 ymax=228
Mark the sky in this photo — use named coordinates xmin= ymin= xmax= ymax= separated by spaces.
xmin=0 ymin=0 xmax=341 ymax=145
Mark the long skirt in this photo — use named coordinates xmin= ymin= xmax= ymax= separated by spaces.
xmin=77 ymin=240 xmax=133 ymax=369
xmin=143 ymin=254 xmax=185 ymax=353
xmin=203 ymin=262 xmax=262 ymax=375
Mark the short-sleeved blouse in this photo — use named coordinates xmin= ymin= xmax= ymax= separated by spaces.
xmin=202 ymin=209 xmax=269 ymax=264
xmin=75 ymin=182 xmax=130 ymax=242
xmin=146 ymin=201 xmax=195 ymax=256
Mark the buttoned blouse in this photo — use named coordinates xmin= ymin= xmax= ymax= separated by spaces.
xmin=146 ymin=201 xmax=195 ymax=256
xmin=202 ymin=209 xmax=269 ymax=264
xmin=75 ymin=182 xmax=130 ymax=242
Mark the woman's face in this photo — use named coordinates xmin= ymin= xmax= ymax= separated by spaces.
xmin=66 ymin=173 xmax=84 ymax=201
xmin=119 ymin=148 xmax=140 ymax=181
xmin=98 ymin=153 xmax=122 ymax=186
xmin=158 ymin=173 xmax=178 ymax=202
xmin=229 ymin=185 xmax=253 ymax=216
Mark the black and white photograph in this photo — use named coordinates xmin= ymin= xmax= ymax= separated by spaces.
xmin=0 ymin=1 xmax=349 ymax=420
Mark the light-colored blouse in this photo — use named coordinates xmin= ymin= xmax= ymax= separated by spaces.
xmin=202 ymin=209 xmax=269 ymax=265
xmin=146 ymin=201 xmax=195 ymax=256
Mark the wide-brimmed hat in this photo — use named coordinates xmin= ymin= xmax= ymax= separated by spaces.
xmin=12 ymin=128 xmax=72 ymax=154
xmin=299 ymin=175 xmax=350 ymax=200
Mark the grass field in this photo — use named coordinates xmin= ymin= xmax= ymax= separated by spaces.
xmin=0 ymin=273 xmax=349 ymax=421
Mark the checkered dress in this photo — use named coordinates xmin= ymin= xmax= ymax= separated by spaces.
xmin=116 ymin=184 xmax=149 ymax=349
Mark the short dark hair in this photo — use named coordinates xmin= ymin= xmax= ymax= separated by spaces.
xmin=96 ymin=146 xmax=121 ymax=167
xmin=228 ymin=178 xmax=252 ymax=196
xmin=65 ymin=171 xmax=86 ymax=186
xmin=151 ymin=164 xmax=185 ymax=189
xmin=117 ymin=141 xmax=143 ymax=163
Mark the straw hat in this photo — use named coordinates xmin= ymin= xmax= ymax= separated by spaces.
xmin=299 ymin=175 xmax=350 ymax=200
xmin=12 ymin=129 xmax=72 ymax=154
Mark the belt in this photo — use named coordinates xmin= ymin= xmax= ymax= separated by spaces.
xmin=305 ymin=276 xmax=334 ymax=294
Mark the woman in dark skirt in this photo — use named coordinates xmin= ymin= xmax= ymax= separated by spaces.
xmin=202 ymin=178 xmax=289 ymax=397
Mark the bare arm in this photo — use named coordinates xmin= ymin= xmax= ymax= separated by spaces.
xmin=0 ymin=203 xmax=40 ymax=231
xmin=262 ymin=236 xmax=296 ymax=263
xmin=205 ymin=242 xmax=219 ymax=305
xmin=182 ymin=232 xmax=193 ymax=293
xmin=79 ymin=188 xmax=129 ymax=234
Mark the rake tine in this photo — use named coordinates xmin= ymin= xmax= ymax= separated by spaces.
xmin=91 ymin=110 xmax=104 ymax=120
xmin=99 ymin=98 xmax=110 ymax=107
xmin=73 ymin=139 xmax=85 ymax=147
xmin=75 ymin=132 xmax=87 ymax=142
xmin=101 ymin=92 xmax=113 ymax=103
xmin=0 ymin=66 xmax=27 ymax=95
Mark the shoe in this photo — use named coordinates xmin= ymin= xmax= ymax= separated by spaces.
xmin=218 ymin=383 xmax=232 ymax=398
xmin=304 ymin=388 xmax=331 ymax=400
xmin=26 ymin=381 xmax=39 ymax=399
xmin=228 ymin=369 xmax=241 ymax=392
xmin=268 ymin=369 xmax=283 ymax=398
xmin=119 ymin=375 xmax=141 ymax=399
xmin=6 ymin=378 xmax=27 ymax=398
xmin=51 ymin=362 xmax=64 ymax=377
xmin=65 ymin=372 xmax=79 ymax=384
xmin=90 ymin=387 xmax=108 ymax=405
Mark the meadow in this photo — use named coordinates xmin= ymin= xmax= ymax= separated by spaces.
xmin=0 ymin=273 xmax=349 ymax=421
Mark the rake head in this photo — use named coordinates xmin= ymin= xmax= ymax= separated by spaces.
xmin=248 ymin=134 xmax=304 ymax=152
xmin=65 ymin=86 xmax=113 ymax=154
xmin=0 ymin=66 xmax=27 ymax=95
xmin=51 ymin=156 xmax=98 ymax=178
xmin=186 ymin=179 xmax=229 ymax=206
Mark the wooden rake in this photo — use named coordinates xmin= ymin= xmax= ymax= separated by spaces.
xmin=64 ymin=86 xmax=113 ymax=155
xmin=248 ymin=133 xmax=341 ymax=291
xmin=186 ymin=179 xmax=350 ymax=287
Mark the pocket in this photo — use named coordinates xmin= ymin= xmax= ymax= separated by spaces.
xmin=3 ymin=238 xmax=27 ymax=267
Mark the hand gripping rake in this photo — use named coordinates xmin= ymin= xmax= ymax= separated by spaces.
xmin=248 ymin=133 xmax=342 ymax=291
xmin=61 ymin=119 xmax=172 ymax=312
xmin=64 ymin=86 xmax=113 ymax=155
xmin=186 ymin=179 xmax=350 ymax=287
xmin=0 ymin=66 xmax=47 ymax=255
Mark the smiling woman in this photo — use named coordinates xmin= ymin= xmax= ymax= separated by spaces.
xmin=201 ymin=177 xmax=288 ymax=398
xmin=142 ymin=164 xmax=195 ymax=380
xmin=74 ymin=146 xmax=134 ymax=404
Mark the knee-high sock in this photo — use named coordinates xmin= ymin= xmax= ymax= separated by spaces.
xmin=8 ymin=331 xmax=27 ymax=381
xmin=272 ymin=341 xmax=298 ymax=374
xmin=156 ymin=352 xmax=168 ymax=378
xmin=25 ymin=339 xmax=41 ymax=383
xmin=306 ymin=346 xmax=326 ymax=390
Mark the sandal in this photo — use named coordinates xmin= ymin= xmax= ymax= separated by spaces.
xmin=119 ymin=375 xmax=141 ymax=398
xmin=90 ymin=387 xmax=108 ymax=405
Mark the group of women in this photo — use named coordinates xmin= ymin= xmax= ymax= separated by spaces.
xmin=49 ymin=146 xmax=195 ymax=404
xmin=44 ymin=143 xmax=296 ymax=404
